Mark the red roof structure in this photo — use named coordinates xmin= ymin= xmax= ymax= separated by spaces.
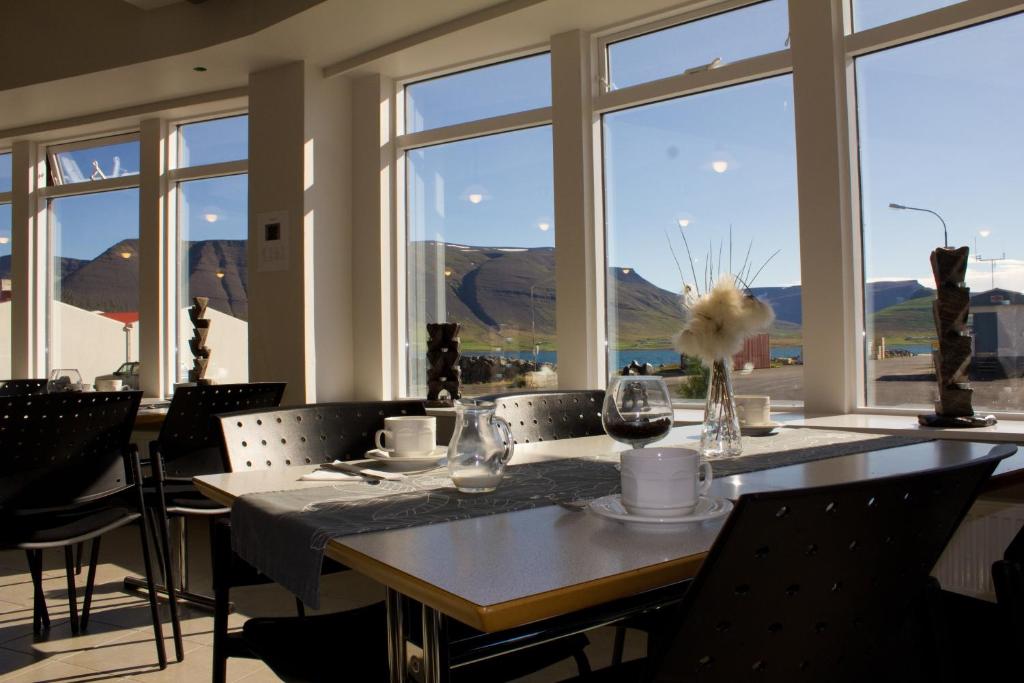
xmin=100 ymin=311 xmax=139 ymax=325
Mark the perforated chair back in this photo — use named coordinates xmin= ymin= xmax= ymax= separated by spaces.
xmin=158 ymin=383 xmax=286 ymax=478
xmin=478 ymin=391 xmax=605 ymax=444
xmin=217 ymin=401 xmax=426 ymax=472
xmin=648 ymin=444 xmax=1015 ymax=683
xmin=0 ymin=379 xmax=48 ymax=397
xmin=0 ymin=391 xmax=142 ymax=511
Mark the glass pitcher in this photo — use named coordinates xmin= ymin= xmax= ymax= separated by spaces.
xmin=448 ymin=399 xmax=514 ymax=493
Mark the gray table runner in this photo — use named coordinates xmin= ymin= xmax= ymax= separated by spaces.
xmin=231 ymin=429 xmax=927 ymax=608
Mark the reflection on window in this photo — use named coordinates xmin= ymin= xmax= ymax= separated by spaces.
xmin=47 ymin=137 xmax=139 ymax=186
xmin=179 ymin=115 xmax=248 ymax=167
xmin=177 ymin=175 xmax=249 ymax=383
xmin=405 ymin=54 xmax=551 ymax=133
xmin=405 ymin=126 xmax=556 ymax=397
xmin=853 ymin=0 xmax=963 ymax=31
xmin=603 ymin=75 xmax=801 ymax=403
xmin=857 ymin=13 xmax=1024 ymax=412
xmin=606 ymin=0 xmax=788 ymax=91
xmin=1 ymin=202 xmax=11 ymax=377
xmin=0 ymin=152 xmax=11 ymax=193
xmin=48 ymin=189 xmax=139 ymax=386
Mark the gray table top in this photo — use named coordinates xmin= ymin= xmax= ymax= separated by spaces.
xmin=194 ymin=426 xmax=1018 ymax=631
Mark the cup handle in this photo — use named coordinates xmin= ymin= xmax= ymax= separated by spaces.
xmin=375 ymin=429 xmax=390 ymax=451
xmin=493 ymin=416 xmax=515 ymax=465
xmin=698 ymin=461 xmax=713 ymax=496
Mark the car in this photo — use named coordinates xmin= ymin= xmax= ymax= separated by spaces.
xmin=95 ymin=361 xmax=140 ymax=390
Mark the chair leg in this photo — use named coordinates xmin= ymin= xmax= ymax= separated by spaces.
xmin=572 ymin=650 xmax=592 ymax=675
xmin=75 ymin=541 xmax=84 ymax=575
xmin=211 ymin=522 xmax=231 ymax=683
xmin=147 ymin=509 xmax=167 ymax=586
xmin=26 ymin=550 xmax=49 ymax=634
xmin=295 ymin=597 xmax=306 ymax=618
xmin=155 ymin=514 xmax=184 ymax=662
xmin=137 ymin=515 xmax=169 ymax=669
xmin=611 ymin=625 xmax=627 ymax=665
xmin=80 ymin=538 xmax=102 ymax=630
xmin=63 ymin=546 xmax=80 ymax=635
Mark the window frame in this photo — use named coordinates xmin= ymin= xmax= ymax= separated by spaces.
xmin=166 ymin=111 xmax=249 ymax=390
xmin=392 ymin=50 xmax=555 ymax=399
xmin=843 ymin=0 xmax=1024 ymax=417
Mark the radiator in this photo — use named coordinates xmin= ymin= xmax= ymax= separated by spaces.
xmin=932 ymin=498 xmax=1024 ymax=602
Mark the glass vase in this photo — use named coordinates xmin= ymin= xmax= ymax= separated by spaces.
xmin=700 ymin=357 xmax=743 ymax=459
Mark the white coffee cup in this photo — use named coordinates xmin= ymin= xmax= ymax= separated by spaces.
xmin=620 ymin=447 xmax=712 ymax=517
xmin=95 ymin=379 xmax=123 ymax=392
xmin=375 ymin=416 xmax=436 ymax=457
xmin=734 ymin=395 xmax=771 ymax=426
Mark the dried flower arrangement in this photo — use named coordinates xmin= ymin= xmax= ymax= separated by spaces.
xmin=665 ymin=224 xmax=778 ymax=457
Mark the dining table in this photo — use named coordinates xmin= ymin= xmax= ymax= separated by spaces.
xmin=193 ymin=424 xmax=1024 ymax=683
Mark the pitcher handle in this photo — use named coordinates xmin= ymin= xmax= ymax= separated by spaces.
xmin=493 ymin=415 xmax=515 ymax=466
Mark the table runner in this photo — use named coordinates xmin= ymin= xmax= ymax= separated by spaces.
xmin=231 ymin=429 xmax=926 ymax=608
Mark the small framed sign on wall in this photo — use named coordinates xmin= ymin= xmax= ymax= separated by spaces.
xmin=256 ymin=210 xmax=289 ymax=272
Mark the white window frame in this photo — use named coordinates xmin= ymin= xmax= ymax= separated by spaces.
xmin=592 ymin=1 xmax=796 ymax=406
xmin=392 ymin=49 xmax=554 ymax=399
xmin=166 ymin=111 xmax=249 ymax=390
xmin=39 ymin=132 xmax=143 ymax=377
xmin=843 ymin=0 xmax=1024 ymax=417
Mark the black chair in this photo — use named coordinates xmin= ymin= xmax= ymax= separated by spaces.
xmin=993 ymin=522 xmax=1024 ymax=644
xmin=478 ymin=390 xmax=606 ymax=444
xmin=559 ymin=443 xmax=1015 ymax=683
xmin=0 ymin=391 xmax=170 ymax=669
xmin=210 ymin=400 xmax=591 ymax=683
xmin=0 ymin=378 xmax=48 ymax=396
xmin=124 ymin=382 xmax=285 ymax=660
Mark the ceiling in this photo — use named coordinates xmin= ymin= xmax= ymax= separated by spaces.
xmin=0 ymin=0 xmax=699 ymax=139
xmin=121 ymin=0 xmax=188 ymax=9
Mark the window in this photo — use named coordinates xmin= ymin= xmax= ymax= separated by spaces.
xmin=177 ymin=174 xmax=249 ymax=383
xmin=404 ymin=53 xmax=551 ymax=133
xmin=174 ymin=116 xmax=249 ymax=385
xmin=852 ymin=0 xmax=964 ymax=32
xmin=48 ymin=188 xmax=140 ymax=385
xmin=179 ymin=114 xmax=248 ymax=167
xmin=603 ymin=75 xmax=801 ymax=403
xmin=605 ymin=0 xmax=789 ymax=90
xmin=405 ymin=127 xmax=555 ymax=397
xmin=857 ymin=13 xmax=1024 ymax=412
xmin=0 ymin=151 xmax=11 ymax=193
xmin=47 ymin=135 xmax=139 ymax=186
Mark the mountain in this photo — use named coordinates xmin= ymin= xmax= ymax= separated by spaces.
xmin=749 ymin=280 xmax=934 ymax=325
xmin=1 ymin=254 xmax=87 ymax=282
xmin=37 ymin=239 xmax=248 ymax=318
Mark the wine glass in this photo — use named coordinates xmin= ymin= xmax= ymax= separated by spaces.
xmin=602 ymin=375 xmax=674 ymax=449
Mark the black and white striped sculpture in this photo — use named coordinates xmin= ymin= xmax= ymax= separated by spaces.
xmin=187 ymin=296 xmax=213 ymax=386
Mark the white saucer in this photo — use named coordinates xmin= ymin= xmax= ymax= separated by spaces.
xmin=740 ymin=421 xmax=781 ymax=437
xmin=588 ymin=494 xmax=733 ymax=526
xmin=365 ymin=446 xmax=447 ymax=469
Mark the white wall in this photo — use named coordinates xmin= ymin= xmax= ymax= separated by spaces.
xmin=50 ymin=303 xmax=140 ymax=386
xmin=0 ymin=301 xmax=11 ymax=378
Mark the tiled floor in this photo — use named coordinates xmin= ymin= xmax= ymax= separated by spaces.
xmin=0 ymin=522 xmax=636 ymax=682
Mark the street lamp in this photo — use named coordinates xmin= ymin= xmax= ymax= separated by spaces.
xmin=530 ymin=284 xmax=538 ymax=368
xmin=888 ymin=202 xmax=949 ymax=248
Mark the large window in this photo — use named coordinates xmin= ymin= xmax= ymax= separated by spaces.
xmin=857 ymin=12 xmax=1024 ymax=412
xmin=602 ymin=4 xmax=800 ymax=405
xmin=1 ymin=151 xmax=11 ymax=377
xmin=852 ymin=0 xmax=965 ymax=31
xmin=403 ymin=55 xmax=556 ymax=397
xmin=174 ymin=115 xmax=249 ymax=384
xmin=48 ymin=186 xmax=140 ymax=385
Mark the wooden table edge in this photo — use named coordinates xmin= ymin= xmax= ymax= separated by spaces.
xmin=324 ymin=537 xmax=706 ymax=633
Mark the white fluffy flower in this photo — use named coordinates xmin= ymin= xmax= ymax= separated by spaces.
xmin=673 ymin=277 xmax=775 ymax=362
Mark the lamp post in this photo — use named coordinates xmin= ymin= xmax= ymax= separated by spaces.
xmin=530 ymin=284 xmax=538 ymax=368
xmin=888 ymin=202 xmax=949 ymax=248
